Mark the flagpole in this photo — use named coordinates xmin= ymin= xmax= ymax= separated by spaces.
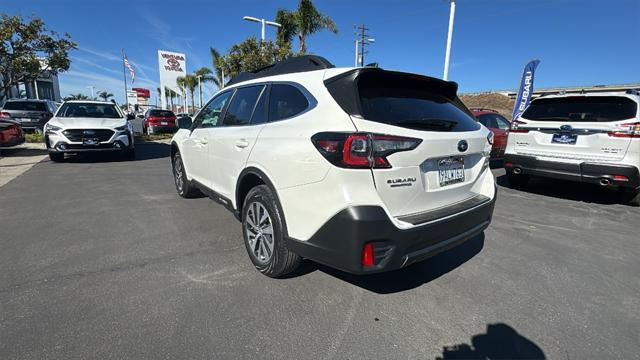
xmin=122 ymin=49 xmax=129 ymax=110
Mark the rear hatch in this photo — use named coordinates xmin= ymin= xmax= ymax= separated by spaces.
xmin=513 ymin=95 xmax=639 ymax=161
xmin=148 ymin=110 xmax=176 ymax=126
xmin=324 ymin=69 xmax=490 ymax=218
xmin=1 ymin=101 xmax=50 ymax=126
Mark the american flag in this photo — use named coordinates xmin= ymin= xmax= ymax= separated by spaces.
xmin=123 ymin=55 xmax=135 ymax=83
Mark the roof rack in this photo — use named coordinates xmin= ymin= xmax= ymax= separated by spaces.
xmin=226 ymin=55 xmax=335 ymax=86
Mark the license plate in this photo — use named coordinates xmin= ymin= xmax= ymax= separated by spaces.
xmin=161 ymin=121 xmax=168 ymax=125
xmin=552 ymin=133 xmax=577 ymax=145
xmin=83 ymin=138 xmax=99 ymax=145
xmin=438 ymin=156 xmax=465 ymax=187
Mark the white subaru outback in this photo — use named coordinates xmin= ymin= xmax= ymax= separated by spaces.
xmin=504 ymin=91 xmax=640 ymax=205
xmin=170 ymin=56 xmax=496 ymax=277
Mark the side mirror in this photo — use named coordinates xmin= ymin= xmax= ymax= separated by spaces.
xmin=126 ymin=114 xmax=135 ymax=120
xmin=177 ymin=116 xmax=192 ymax=129
xmin=137 ymin=114 xmax=144 ymax=119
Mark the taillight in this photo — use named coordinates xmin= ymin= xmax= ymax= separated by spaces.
xmin=311 ymin=132 xmax=421 ymax=169
xmin=510 ymin=120 xmax=529 ymax=133
xmin=608 ymin=122 xmax=640 ymax=138
xmin=0 ymin=112 xmax=11 ymax=119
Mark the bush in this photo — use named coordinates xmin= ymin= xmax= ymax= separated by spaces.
xmin=25 ymin=133 xmax=44 ymax=143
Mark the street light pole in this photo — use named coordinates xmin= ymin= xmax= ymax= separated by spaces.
xmin=243 ymin=16 xmax=281 ymax=43
xmin=443 ymin=0 xmax=456 ymax=81
xmin=86 ymin=86 xmax=95 ymax=99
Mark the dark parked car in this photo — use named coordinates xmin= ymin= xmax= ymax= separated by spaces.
xmin=143 ymin=109 xmax=177 ymax=134
xmin=0 ymin=118 xmax=25 ymax=148
xmin=471 ymin=108 xmax=510 ymax=160
xmin=0 ymin=99 xmax=58 ymax=132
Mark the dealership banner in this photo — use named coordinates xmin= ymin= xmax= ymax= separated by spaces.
xmin=512 ymin=59 xmax=540 ymax=120
xmin=158 ymin=50 xmax=186 ymax=110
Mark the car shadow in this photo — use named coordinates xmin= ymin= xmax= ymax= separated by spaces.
xmin=496 ymin=174 xmax=634 ymax=206
xmin=0 ymin=147 xmax=48 ymax=157
xmin=287 ymin=233 xmax=485 ymax=294
xmin=62 ymin=141 xmax=170 ymax=163
xmin=436 ymin=323 xmax=546 ymax=359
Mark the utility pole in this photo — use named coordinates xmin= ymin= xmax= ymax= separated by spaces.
xmin=121 ymin=49 xmax=129 ymax=110
xmin=443 ymin=0 xmax=456 ymax=81
xmin=354 ymin=24 xmax=374 ymax=67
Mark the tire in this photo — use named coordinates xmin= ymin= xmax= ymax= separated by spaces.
xmin=506 ymin=171 xmax=530 ymax=188
xmin=171 ymin=152 xmax=200 ymax=198
xmin=49 ymin=152 xmax=64 ymax=162
xmin=242 ymin=185 xmax=301 ymax=277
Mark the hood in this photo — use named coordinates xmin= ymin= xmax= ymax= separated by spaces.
xmin=50 ymin=117 xmax=126 ymax=129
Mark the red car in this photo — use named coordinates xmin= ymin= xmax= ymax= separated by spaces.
xmin=143 ymin=109 xmax=177 ymax=135
xmin=471 ymin=108 xmax=510 ymax=160
xmin=0 ymin=117 xmax=25 ymax=148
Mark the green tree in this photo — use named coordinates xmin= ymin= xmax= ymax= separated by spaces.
xmin=97 ymin=90 xmax=113 ymax=101
xmin=209 ymin=47 xmax=226 ymax=88
xmin=0 ymin=14 xmax=76 ymax=102
xmin=63 ymin=93 xmax=90 ymax=101
xmin=194 ymin=67 xmax=215 ymax=107
xmin=220 ymin=37 xmax=283 ymax=78
xmin=276 ymin=0 xmax=338 ymax=54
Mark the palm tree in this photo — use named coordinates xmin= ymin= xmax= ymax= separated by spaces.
xmin=63 ymin=93 xmax=91 ymax=101
xmin=97 ymin=90 xmax=114 ymax=101
xmin=209 ymin=47 xmax=225 ymax=89
xmin=164 ymin=86 xmax=174 ymax=111
xmin=194 ymin=67 xmax=214 ymax=108
xmin=176 ymin=77 xmax=188 ymax=113
xmin=277 ymin=0 xmax=338 ymax=54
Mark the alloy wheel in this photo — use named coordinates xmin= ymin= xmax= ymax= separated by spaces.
xmin=245 ymin=202 xmax=274 ymax=264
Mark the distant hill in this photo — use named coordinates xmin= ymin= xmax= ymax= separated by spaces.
xmin=460 ymin=93 xmax=515 ymax=119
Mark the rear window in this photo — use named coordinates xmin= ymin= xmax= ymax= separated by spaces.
xmin=522 ymin=96 xmax=638 ymax=122
xmin=57 ymin=103 xmax=121 ymax=118
xmin=149 ymin=110 xmax=174 ymax=117
xmin=326 ymin=69 xmax=480 ymax=132
xmin=3 ymin=101 xmax=47 ymax=112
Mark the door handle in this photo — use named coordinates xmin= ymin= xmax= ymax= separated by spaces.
xmin=235 ymin=139 xmax=250 ymax=148
xmin=200 ymin=137 xmax=208 ymax=145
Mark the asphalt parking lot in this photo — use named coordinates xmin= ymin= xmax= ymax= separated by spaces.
xmin=1 ymin=142 xmax=638 ymax=359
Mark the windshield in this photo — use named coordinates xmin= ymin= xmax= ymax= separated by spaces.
xmin=57 ymin=103 xmax=122 ymax=118
xmin=522 ymin=96 xmax=638 ymax=122
xmin=3 ymin=101 xmax=47 ymax=111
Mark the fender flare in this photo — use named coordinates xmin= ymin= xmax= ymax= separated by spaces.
xmin=236 ymin=167 xmax=287 ymax=233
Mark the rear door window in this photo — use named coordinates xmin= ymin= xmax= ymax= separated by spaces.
xmin=3 ymin=101 xmax=47 ymax=111
xmin=222 ymin=85 xmax=264 ymax=126
xmin=268 ymin=84 xmax=309 ymax=122
xmin=522 ymin=96 xmax=638 ymax=122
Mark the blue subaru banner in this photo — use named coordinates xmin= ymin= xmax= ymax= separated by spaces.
xmin=512 ymin=59 xmax=541 ymax=120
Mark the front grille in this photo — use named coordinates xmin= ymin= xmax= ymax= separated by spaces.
xmin=63 ymin=129 xmax=114 ymax=142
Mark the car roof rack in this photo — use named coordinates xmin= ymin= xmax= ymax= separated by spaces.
xmin=226 ymin=55 xmax=335 ymax=86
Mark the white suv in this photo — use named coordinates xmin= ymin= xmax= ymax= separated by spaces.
xmin=45 ymin=100 xmax=135 ymax=162
xmin=504 ymin=91 xmax=640 ymax=205
xmin=170 ymin=56 xmax=496 ymax=277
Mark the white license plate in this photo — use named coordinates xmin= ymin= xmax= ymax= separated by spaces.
xmin=161 ymin=121 xmax=168 ymax=125
xmin=438 ymin=157 xmax=465 ymax=186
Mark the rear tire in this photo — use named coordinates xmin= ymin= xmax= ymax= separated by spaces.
xmin=242 ymin=185 xmax=301 ymax=278
xmin=49 ymin=153 xmax=64 ymax=162
xmin=506 ymin=172 xmax=530 ymax=188
xmin=172 ymin=152 xmax=200 ymax=198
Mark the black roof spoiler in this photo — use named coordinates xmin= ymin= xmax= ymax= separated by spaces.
xmin=226 ymin=55 xmax=335 ymax=86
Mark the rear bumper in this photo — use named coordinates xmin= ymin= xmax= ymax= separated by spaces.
xmin=148 ymin=125 xmax=177 ymax=132
xmin=286 ymin=194 xmax=496 ymax=274
xmin=504 ymin=154 xmax=640 ymax=189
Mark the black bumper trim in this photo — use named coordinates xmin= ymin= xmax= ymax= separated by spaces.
xmin=286 ymin=195 xmax=496 ymax=275
xmin=504 ymin=154 xmax=640 ymax=189
xmin=398 ymin=195 xmax=490 ymax=225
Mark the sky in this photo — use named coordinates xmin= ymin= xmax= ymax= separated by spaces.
xmin=4 ymin=0 xmax=640 ymax=104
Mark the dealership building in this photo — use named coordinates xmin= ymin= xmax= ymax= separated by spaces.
xmin=0 ymin=71 xmax=62 ymax=107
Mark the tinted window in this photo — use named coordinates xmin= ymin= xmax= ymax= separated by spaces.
xmin=223 ymin=86 xmax=264 ymax=126
xmin=57 ymin=103 xmax=121 ymax=118
xmin=478 ymin=114 xmax=510 ymax=130
xmin=251 ymin=88 xmax=268 ymax=125
xmin=196 ymin=91 xmax=232 ymax=128
xmin=3 ymin=101 xmax=47 ymax=112
xmin=268 ymin=84 xmax=309 ymax=121
xmin=149 ymin=110 xmax=174 ymax=117
xmin=522 ymin=96 xmax=638 ymax=122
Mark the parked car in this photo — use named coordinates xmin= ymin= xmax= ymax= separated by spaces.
xmin=143 ymin=109 xmax=177 ymax=134
xmin=504 ymin=91 xmax=640 ymax=205
xmin=44 ymin=100 xmax=135 ymax=162
xmin=170 ymin=56 xmax=496 ymax=277
xmin=0 ymin=118 xmax=25 ymax=147
xmin=471 ymin=108 xmax=510 ymax=160
xmin=0 ymin=99 xmax=58 ymax=132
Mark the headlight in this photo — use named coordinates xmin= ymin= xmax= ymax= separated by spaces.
xmin=115 ymin=124 xmax=129 ymax=132
xmin=45 ymin=123 xmax=62 ymax=132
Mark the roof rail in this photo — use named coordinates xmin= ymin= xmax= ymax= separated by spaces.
xmin=226 ymin=55 xmax=335 ymax=86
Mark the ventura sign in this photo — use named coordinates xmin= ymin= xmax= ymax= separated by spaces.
xmin=158 ymin=50 xmax=186 ymax=110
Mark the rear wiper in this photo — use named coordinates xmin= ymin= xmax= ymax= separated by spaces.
xmin=396 ymin=118 xmax=458 ymax=130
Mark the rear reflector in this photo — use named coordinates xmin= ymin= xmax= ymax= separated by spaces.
xmin=362 ymin=243 xmax=375 ymax=267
